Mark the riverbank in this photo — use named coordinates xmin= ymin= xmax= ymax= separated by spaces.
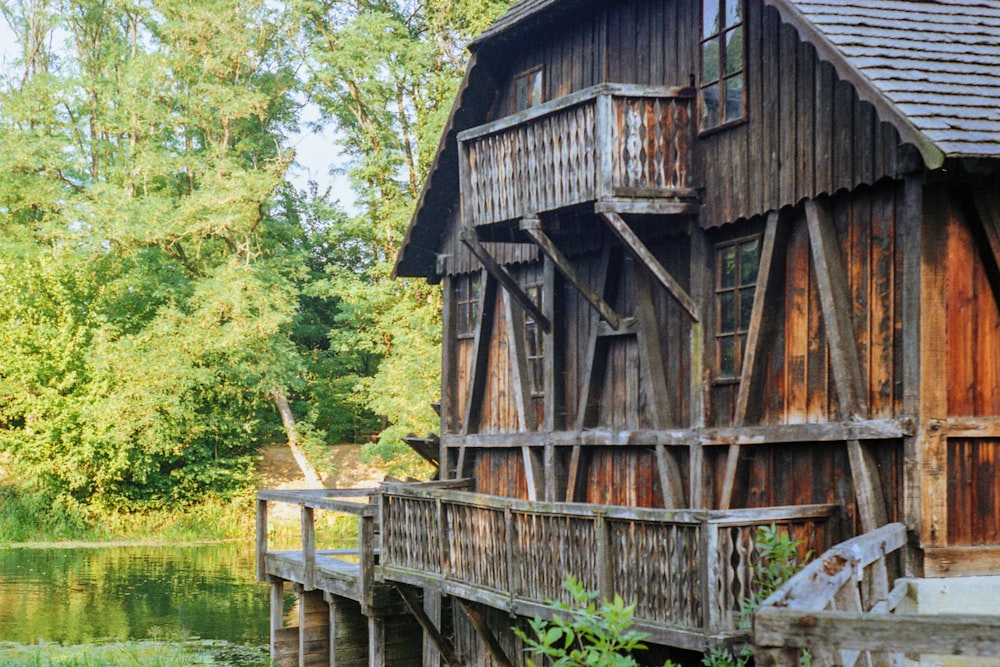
xmin=0 ymin=443 xmax=389 ymax=547
xmin=0 ymin=639 xmax=269 ymax=666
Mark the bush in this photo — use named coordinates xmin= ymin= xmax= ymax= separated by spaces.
xmin=513 ymin=575 xmax=676 ymax=667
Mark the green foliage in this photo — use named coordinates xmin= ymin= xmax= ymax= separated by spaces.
xmin=740 ymin=524 xmax=813 ymax=622
xmin=513 ymin=575 xmax=676 ymax=667
xmin=0 ymin=639 xmax=269 ymax=666
xmin=702 ymin=525 xmax=810 ymax=667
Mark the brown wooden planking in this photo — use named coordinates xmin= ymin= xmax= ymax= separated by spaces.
xmin=948 ymin=438 xmax=1000 ymax=546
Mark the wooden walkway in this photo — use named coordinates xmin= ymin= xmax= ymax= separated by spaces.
xmin=257 ymin=483 xmax=840 ymax=666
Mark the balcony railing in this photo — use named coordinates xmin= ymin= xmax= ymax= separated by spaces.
xmin=458 ymin=83 xmax=697 ymax=228
xmin=379 ymin=483 xmax=837 ymax=650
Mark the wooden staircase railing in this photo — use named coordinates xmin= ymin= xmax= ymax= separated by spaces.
xmin=753 ymin=522 xmax=1000 ymax=666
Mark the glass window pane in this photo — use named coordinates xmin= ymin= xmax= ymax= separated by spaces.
xmin=702 ymin=41 xmax=720 ymax=83
xmin=718 ymin=336 xmax=735 ymax=377
xmin=725 ymin=26 xmax=743 ymax=74
xmin=516 ymin=76 xmax=528 ymax=111
xmin=700 ymin=86 xmax=719 ymax=128
xmin=719 ymin=245 xmax=737 ymax=288
xmin=740 ymin=239 xmax=759 ymax=284
xmin=740 ymin=287 xmax=755 ymax=329
xmin=719 ymin=291 xmax=736 ymax=333
xmin=725 ymin=0 xmax=742 ymax=28
xmin=703 ymin=0 xmax=720 ymax=37
xmin=529 ymin=70 xmax=543 ymax=107
xmin=724 ymin=74 xmax=744 ymax=122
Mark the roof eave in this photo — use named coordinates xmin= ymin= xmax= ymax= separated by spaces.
xmin=764 ymin=0 xmax=945 ymax=170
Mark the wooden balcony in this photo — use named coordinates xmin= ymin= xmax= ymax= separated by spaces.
xmin=458 ymin=83 xmax=698 ymax=228
xmin=379 ymin=483 xmax=837 ymax=651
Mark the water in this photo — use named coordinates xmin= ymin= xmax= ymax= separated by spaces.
xmin=0 ymin=542 xmax=275 ymax=646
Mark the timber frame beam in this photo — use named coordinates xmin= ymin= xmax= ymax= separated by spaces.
xmin=598 ymin=210 xmax=700 ymax=322
xmin=720 ymin=210 xmax=782 ymax=510
xmin=460 ymin=227 xmax=551 ymax=332
xmin=521 ymin=217 xmax=624 ymax=329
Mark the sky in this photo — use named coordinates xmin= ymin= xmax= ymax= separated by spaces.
xmin=0 ymin=19 xmax=357 ymax=212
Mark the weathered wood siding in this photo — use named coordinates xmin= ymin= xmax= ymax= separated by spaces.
xmin=699 ymin=3 xmax=904 ymax=228
xmin=488 ymin=0 xmax=699 ymax=118
xmin=710 ymin=180 xmax=908 ymax=427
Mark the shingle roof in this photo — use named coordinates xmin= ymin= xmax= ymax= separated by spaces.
xmin=770 ymin=0 xmax=1000 ymax=158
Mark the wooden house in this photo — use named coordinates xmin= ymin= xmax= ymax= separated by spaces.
xmin=257 ymin=0 xmax=1000 ymax=665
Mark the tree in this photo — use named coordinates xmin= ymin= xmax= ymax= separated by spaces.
xmin=0 ymin=0 xmax=311 ymax=510
xmin=293 ymin=0 xmax=512 ymax=475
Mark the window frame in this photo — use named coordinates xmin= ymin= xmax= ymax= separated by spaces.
xmin=713 ymin=235 xmax=761 ymax=382
xmin=455 ymin=272 xmax=481 ymax=340
xmin=514 ymin=66 xmax=544 ymax=112
xmin=699 ymin=0 xmax=747 ymax=133
xmin=523 ymin=282 xmax=545 ymax=398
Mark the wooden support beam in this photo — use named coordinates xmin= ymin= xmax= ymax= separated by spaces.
xmin=848 ymin=438 xmax=889 ymax=533
xmin=735 ymin=211 xmax=781 ymax=426
xmin=633 ymin=268 xmax=675 ymax=428
xmin=458 ymin=600 xmax=514 ymax=667
xmin=598 ymin=210 xmax=699 ymax=321
xmin=957 ymin=182 xmax=1000 ymax=311
xmin=633 ymin=262 xmax=685 ymax=507
xmin=576 ymin=245 xmax=617 ymax=430
xmin=460 ymin=228 xmax=551 ymax=332
xmin=440 ymin=275 xmax=456 ymax=476
xmin=723 ymin=211 xmax=781 ymax=510
xmin=395 ymin=586 xmax=462 ymax=667
xmin=688 ymin=230 xmax=711 ymax=508
xmin=463 ymin=270 xmax=496 ymax=435
xmin=806 ymin=200 xmax=889 ymax=530
xmin=522 ymin=446 xmax=544 ymax=502
xmin=503 ymin=290 xmax=537 ymax=432
xmin=521 ymin=218 xmax=623 ymax=329
xmin=805 ymin=198 xmax=868 ymax=419
xmin=565 ymin=445 xmax=585 ymax=502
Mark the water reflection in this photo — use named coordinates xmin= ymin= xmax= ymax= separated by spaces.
xmin=0 ymin=542 xmax=274 ymax=645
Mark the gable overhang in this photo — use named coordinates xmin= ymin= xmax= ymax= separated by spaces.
xmin=763 ymin=0 xmax=945 ymax=171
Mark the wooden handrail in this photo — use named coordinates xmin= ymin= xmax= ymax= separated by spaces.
xmin=380 ymin=482 xmax=836 ymax=525
xmin=750 ymin=523 xmax=977 ymax=666
xmin=457 ymin=83 xmax=695 ymax=143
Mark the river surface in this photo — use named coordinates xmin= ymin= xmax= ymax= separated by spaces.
xmin=0 ymin=542 xmax=283 ymax=646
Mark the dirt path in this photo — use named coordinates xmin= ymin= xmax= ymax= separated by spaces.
xmin=258 ymin=442 xmax=388 ymax=491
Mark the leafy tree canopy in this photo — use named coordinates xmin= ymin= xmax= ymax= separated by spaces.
xmin=0 ymin=0 xmax=512 ymax=511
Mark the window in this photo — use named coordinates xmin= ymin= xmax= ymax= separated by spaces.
xmin=524 ymin=284 xmax=545 ymax=396
xmin=456 ymin=272 xmax=481 ymax=339
xmin=700 ymin=0 xmax=745 ymax=130
xmin=715 ymin=237 xmax=759 ymax=379
xmin=514 ymin=67 xmax=543 ymax=112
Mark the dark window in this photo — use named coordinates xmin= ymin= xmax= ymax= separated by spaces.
xmin=514 ymin=67 xmax=544 ymax=112
xmin=456 ymin=272 xmax=481 ymax=339
xmin=524 ymin=284 xmax=545 ymax=396
xmin=715 ymin=236 xmax=759 ymax=379
xmin=700 ymin=0 xmax=745 ymax=130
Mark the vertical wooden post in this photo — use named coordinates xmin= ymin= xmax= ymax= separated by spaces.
xmin=302 ymin=504 xmax=316 ymax=591
xmin=368 ymin=614 xmax=386 ymax=667
xmin=701 ymin=520 xmax=722 ymax=635
xmin=257 ymin=497 xmax=269 ymax=582
xmin=915 ymin=180 xmax=949 ymax=549
xmin=596 ymin=512 xmax=613 ymax=601
xmin=440 ymin=275 xmax=455 ymax=478
xmin=437 ymin=497 xmax=448 ymax=578
xmin=505 ymin=505 xmax=519 ymax=601
xmin=270 ymin=580 xmax=285 ymax=663
xmin=299 ymin=589 xmax=330 ymax=667
xmin=359 ymin=510 xmax=376 ymax=613
xmin=596 ymin=91 xmax=614 ymax=201
xmin=901 ymin=174 xmax=925 ymax=574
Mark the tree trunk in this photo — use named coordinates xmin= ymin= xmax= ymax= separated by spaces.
xmin=271 ymin=390 xmax=324 ymax=488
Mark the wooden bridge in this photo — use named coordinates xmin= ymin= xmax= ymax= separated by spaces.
xmin=257 ymin=483 xmax=838 ymax=666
